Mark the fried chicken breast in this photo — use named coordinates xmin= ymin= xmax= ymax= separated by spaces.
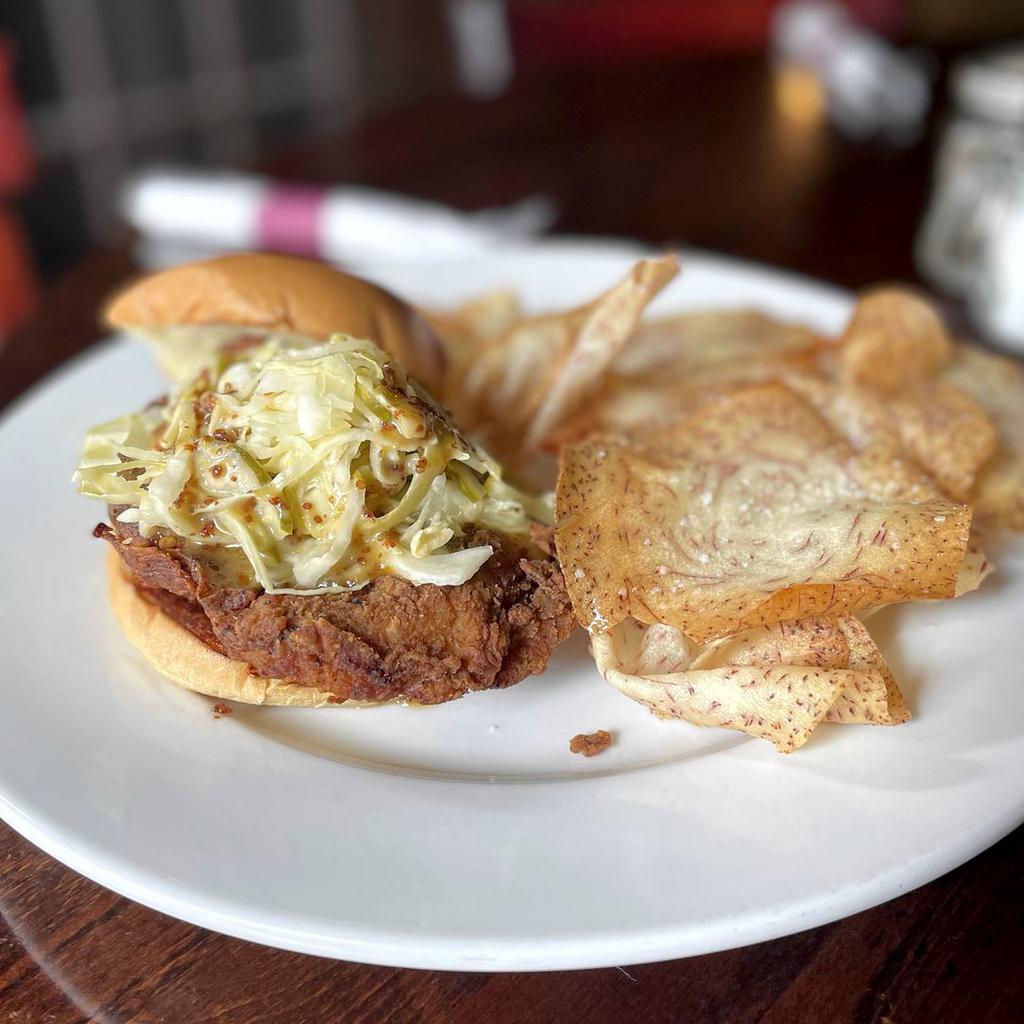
xmin=99 ymin=517 xmax=574 ymax=705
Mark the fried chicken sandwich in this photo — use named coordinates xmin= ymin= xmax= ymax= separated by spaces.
xmin=75 ymin=255 xmax=574 ymax=706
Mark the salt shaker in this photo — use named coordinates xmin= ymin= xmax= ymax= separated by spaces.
xmin=917 ymin=44 xmax=1024 ymax=351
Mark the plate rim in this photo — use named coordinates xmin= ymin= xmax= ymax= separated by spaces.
xmin=1 ymin=777 xmax=1019 ymax=971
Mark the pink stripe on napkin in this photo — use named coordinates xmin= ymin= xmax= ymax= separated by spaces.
xmin=256 ymin=186 xmax=326 ymax=256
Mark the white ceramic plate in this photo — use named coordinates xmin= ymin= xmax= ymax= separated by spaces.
xmin=1 ymin=240 xmax=1022 ymax=971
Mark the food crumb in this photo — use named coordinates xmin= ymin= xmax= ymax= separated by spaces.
xmin=569 ymin=730 xmax=613 ymax=757
xmin=211 ymin=702 xmax=233 ymax=718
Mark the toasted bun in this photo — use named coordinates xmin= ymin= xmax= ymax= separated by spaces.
xmin=106 ymin=550 xmax=356 ymax=707
xmin=104 ymin=253 xmax=445 ymax=392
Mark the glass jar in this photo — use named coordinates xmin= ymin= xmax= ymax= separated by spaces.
xmin=917 ymin=44 xmax=1024 ymax=319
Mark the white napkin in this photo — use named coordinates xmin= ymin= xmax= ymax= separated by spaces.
xmin=122 ymin=167 xmax=556 ymax=269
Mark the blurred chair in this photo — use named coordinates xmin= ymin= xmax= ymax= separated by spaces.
xmin=4 ymin=0 xmax=461 ymax=277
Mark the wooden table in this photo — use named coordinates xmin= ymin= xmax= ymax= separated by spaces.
xmin=2 ymin=55 xmax=1021 ymax=1023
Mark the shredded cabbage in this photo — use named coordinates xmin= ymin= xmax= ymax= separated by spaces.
xmin=74 ymin=334 xmax=547 ymax=592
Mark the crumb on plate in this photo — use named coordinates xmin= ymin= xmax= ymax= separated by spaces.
xmin=569 ymin=729 xmax=612 ymax=757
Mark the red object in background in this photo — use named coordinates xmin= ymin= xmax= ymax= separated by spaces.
xmin=0 ymin=35 xmax=38 ymax=340
xmin=0 ymin=39 xmax=33 ymax=193
xmin=508 ymin=0 xmax=909 ymax=68
xmin=0 ymin=207 xmax=37 ymax=336
xmin=510 ymin=0 xmax=778 ymax=65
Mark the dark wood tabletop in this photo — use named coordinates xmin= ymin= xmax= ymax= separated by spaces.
xmin=2 ymin=54 xmax=1021 ymax=1024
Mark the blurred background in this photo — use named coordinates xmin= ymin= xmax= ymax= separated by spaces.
xmin=2 ymin=0 xmax=1024 ymax=344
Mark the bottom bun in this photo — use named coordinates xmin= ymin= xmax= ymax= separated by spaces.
xmin=106 ymin=549 xmax=360 ymax=707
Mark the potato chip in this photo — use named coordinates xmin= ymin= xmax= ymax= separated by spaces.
xmin=955 ymin=535 xmax=995 ymax=597
xmin=523 ymin=256 xmax=680 ymax=449
xmin=839 ymin=287 xmax=953 ymax=393
xmin=944 ymin=345 xmax=1024 ymax=530
xmin=555 ymin=383 xmax=973 ymax=643
xmin=549 ymin=308 xmax=823 ymax=446
xmin=613 ymin=309 xmax=823 ymax=382
xmin=593 ymin=614 xmax=907 ymax=752
xmin=552 ymin=295 xmax=995 ymax=507
xmin=783 ymin=372 xmax=996 ymax=504
xmin=458 ymin=255 xmax=679 ymax=456
xmin=550 ymin=373 xmax=762 ymax=449
xmin=883 ymin=383 xmax=997 ymax=502
xmin=828 ymin=290 xmax=997 ymax=500
xmin=693 ymin=614 xmax=909 ymax=726
xmin=779 ymin=374 xmax=945 ymax=503
xmin=422 ymin=289 xmax=525 ymax=395
xmin=442 ymin=289 xmax=524 ymax=344
xmin=583 ymin=371 xmax=994 ymax=589
xmin=821 ymin=617 xmax=910 ymax=725
xmin=554 ymin=346 xmax=824 ymax=450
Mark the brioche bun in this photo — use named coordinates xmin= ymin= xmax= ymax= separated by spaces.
xmin=104 ymin=252 xmax=445 ymax=392
xmin=106 ymin=550 xmax=356 ymax=707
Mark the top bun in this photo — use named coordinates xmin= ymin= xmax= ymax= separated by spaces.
xmin=104 ymin=253 xmax=445 ymax=392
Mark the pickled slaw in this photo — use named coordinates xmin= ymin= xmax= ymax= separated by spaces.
xmin=75 ymin=334 xmax=543 ymax=592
